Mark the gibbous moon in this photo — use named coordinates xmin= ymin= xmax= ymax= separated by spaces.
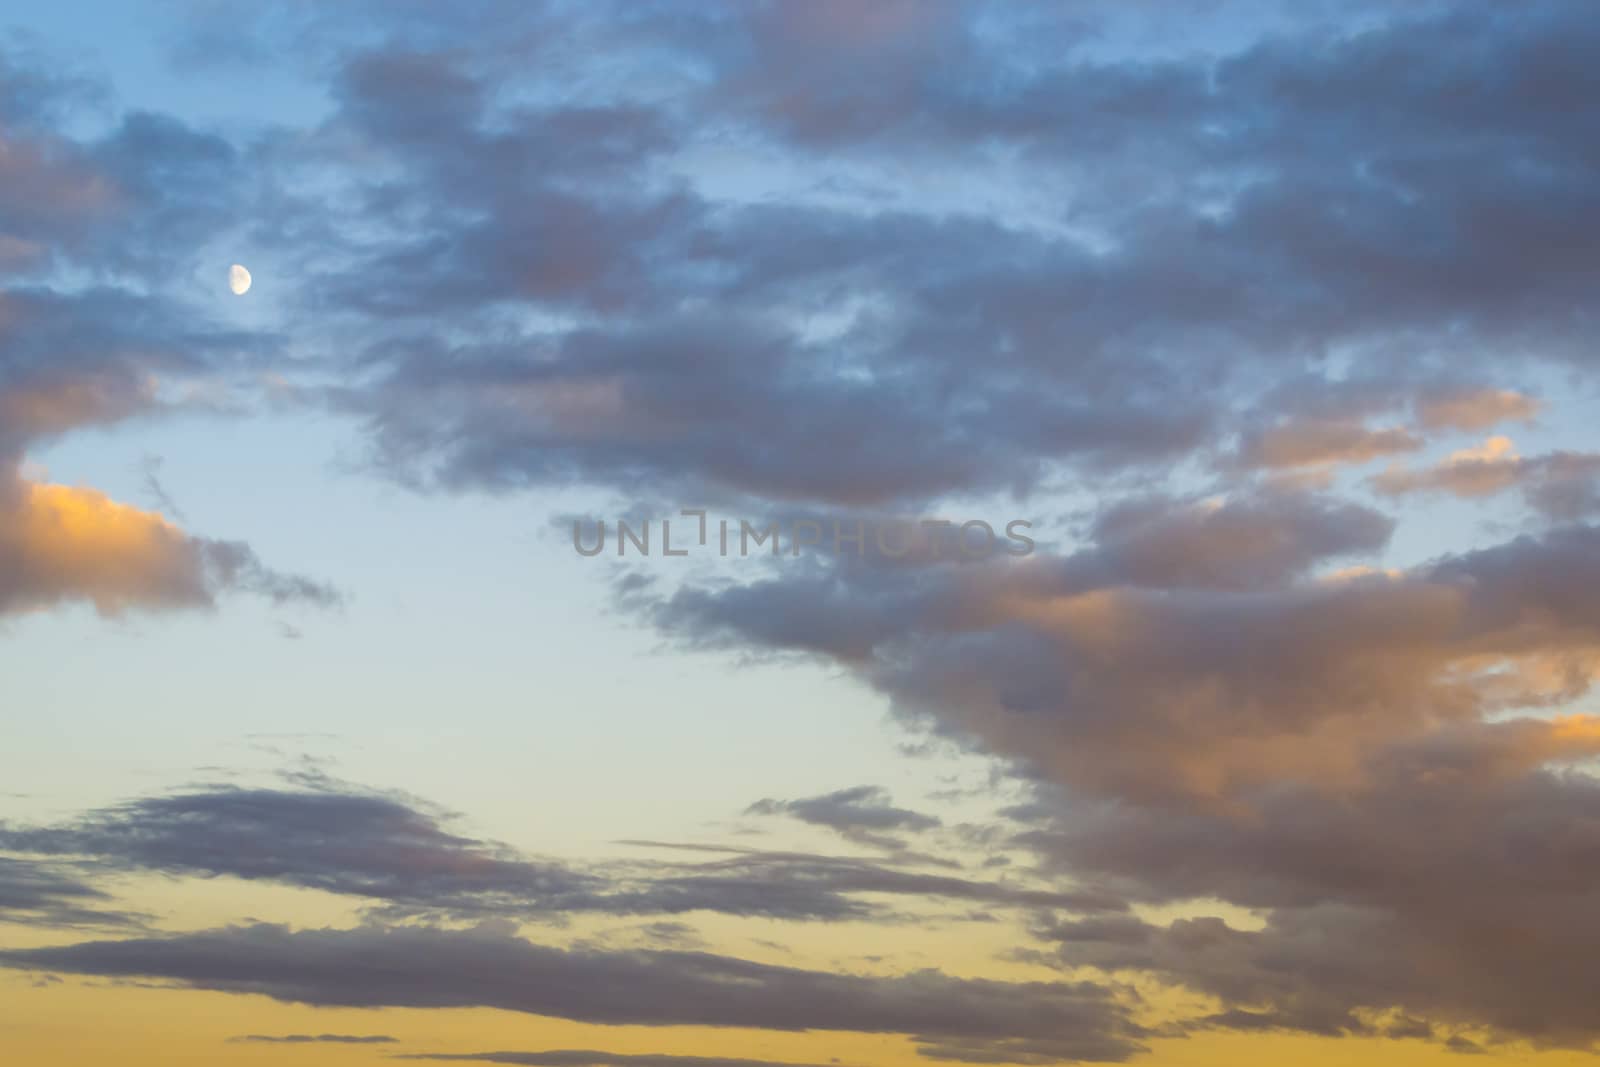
xmin=228 ymin=264 xmax=252 ymax=295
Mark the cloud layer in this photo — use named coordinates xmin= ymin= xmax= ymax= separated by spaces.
xmin=7 ymin=2 xmax=1600 ymax=1063
xmin=0 ymin=922 xmax=1149 ymax=1064
xmin=652 ymin=508 xmax=1600 ymax=1049
xmin=0 ymin=781 xmax=1110 ymax=924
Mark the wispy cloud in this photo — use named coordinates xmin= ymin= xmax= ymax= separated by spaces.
xmin=0 ymin=781 xmax=1115 ymax=925
xmin=0 ymin=922 xmax=1149 ymax=1064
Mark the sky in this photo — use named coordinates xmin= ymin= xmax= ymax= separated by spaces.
xmin=3 ymin=1 xmax=1600 ymax=1065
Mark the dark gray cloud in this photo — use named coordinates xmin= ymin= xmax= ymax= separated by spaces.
xmin=0 ymin=286 xmax=239 ymax=452
xmin=7 ymin=0 xmax=1600 ymax=554
xmin=647 ymin=514 xmax=1600 ymax=1049
xmin=0 ymin=784 xmax=606 ymax=917
xmin=1081 ymin=491 xmax=1393 ymax=591
xmin=620 ymin=846 xmax=1120 ymax=920
xmin=1024 ymin=752 xmax=1600 ymax=1046
xmin=0 ymin=922 xmax=1148 ymax=1063
xmin=653 ymin=489 xmax=1398 ymax=663
xmin=229 ymin=1033 xmax=398 ymax=1044
xmin=0 ymin=856 xmax=134 ymax=929
xmin=0 ymin=37 xmax=103 ymax=128
xmin=1372 ymin=439 xmax=1600 ymax=522
xmin=0 ymin=783 xmax=1116 ymax=924
xmin=12 ymin=0 xmax=1599 ymax=580
xmin=0 ymin=44 xmax=245 ymax=278
xmin=660 ymin=517 xmax=1600 ymax=806
xmin=240 ymin=0 xmax=1600 ymax=508
xmin=747 ymin=785 xmax=940 ymax=851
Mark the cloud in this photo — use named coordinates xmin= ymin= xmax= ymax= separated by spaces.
xmin=0 ymin=922 xmax=1149 ymax=1063
xmin=0 ymin=782 xmax=1118 ymax=924
xmin=1027 ymin=742 xmax=1600 ymax=1042
xmin=665 ymin=519 xmax=1600 ymax=800
xmin=0 ymin=478 xmax=212 ymax=615
xmin=0 ymin=39 xmax=243 ymax=276
xmin=7 ymin=0 xmax=1600 ymax=563
xmin=1415 ymin=388 xmax=1541 ymax=432
xmin=0 ymin=47 xmax=335 ymax=625
xmin=16 ymin=4 xmax=1600 ymax=515
xmin=617 ymin=846 xmax=1122 ymax=919
xmin=334 ymin=301 xmax=1211 ymax=507
xmin=1081 ymin=491 xmax=1394 ymax=590
xmin=244 ymin=1 xmax=1600 ymax=509
xmin=1374 ymin=435 xmax=1526 ymax=497
xmin=0 ymin=783 xmax=613 ymax=919
xmin=746 ymin=785 xmax=941 ymax=848
xmin=0 ymin=856 xmax=135 ymax=929
xmin=8 ymin=5 xmax=1600 ymax=1060
xmin=136 ymin=454 xmax=186 ymax=522
xmin=0 ymin=475 xmax=338 ymax=617
xmin=647 ymin=517 xmax=1600 ymax=1048
xmin=654 ymin=488 xmax=1399 ymax=664
xmin=1232 ymin=420 xmax=1423 ymax=473
xmin=1372 ymin=436 xmax=1600 ymax=521
xmin=229 ymin=1033 xmax=398 ymax=1044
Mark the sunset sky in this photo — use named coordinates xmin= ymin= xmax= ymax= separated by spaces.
xmin=5 ymin=2 xmax=1600 ymax=1065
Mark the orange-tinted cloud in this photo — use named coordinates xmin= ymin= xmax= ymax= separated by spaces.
xmin=1416 ymin=387 xmax=1540 ymax=432
xmin=0 ymin=477 xmax=210 ymax=615
xmin=1370 ymin=435 xmax=1522 ymax=498
xmin=1372 ymin=436 xmax=1600 ymax=519
xmin=1234 ymin=419 xmax=1423 ymax=473
xmin=653 ymin=514 xmax=1600 ymax=1048
xmin=0 ymin=473 xmax=337 ymax=617
xmin=0 ymin=372 xmax=157 ymax=445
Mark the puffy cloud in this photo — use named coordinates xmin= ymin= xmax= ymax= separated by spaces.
xmin=673 ymin=522 xmax=1600 ymax=803
xmin=16 ymin=3 xmax=1600 ymax=513
xmin=1373 ymin=436 xmax=1600 ymax=521
xmin=1372 ymin=435 xmax=1525 ymax=498
xmin=1232 ymin=419 xmax=1423 ymax=473
xmin=0 ymin=476 xmax=336 ymax=617
xmin=0 ymin=477 xmax=208 ymax=615
xmin=1030 ymin=746 xmax=1600 ymax=1045
xmin=650 ymin=517 xmax=1600 ymax=1047
xmin=260 ymin=1 xmax=1600 ymax=507
xmin=0 ymin=43 xmax=242 ymax=277
xmin=7 ymin=0 xmax=1600 ymax=540
xmin=0 ymin=135 xmax=118 ymax=262
xmin=200 ymin=4 xmax=1600 ymax=1044
xmin=1081 ymin=492 xmax=1394 ymax=591
xmin=1416 ymin=387 xmax=1541 ymax=432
